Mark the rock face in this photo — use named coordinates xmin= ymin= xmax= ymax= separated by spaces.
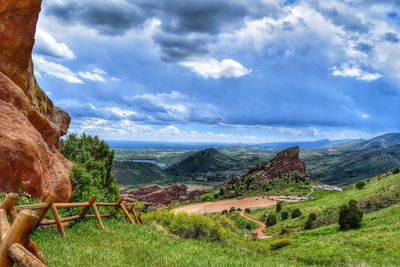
xmin=0 ymin=0 xmax=72 ymax=201
xmin=120 ymin=185 xmax=205 ymax=208
xmin=246 ymin=146 xmax=306 ymax=182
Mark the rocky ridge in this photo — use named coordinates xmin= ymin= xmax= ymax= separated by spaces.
xmin=120 ymin=185 xmax=205 ymax=209
xmin=246 ymin=146 xmax=306 ymax=182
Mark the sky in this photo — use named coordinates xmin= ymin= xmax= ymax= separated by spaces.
xmin=33 ymin=0 xmax=400 ymax=143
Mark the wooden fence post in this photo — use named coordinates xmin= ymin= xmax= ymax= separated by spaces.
xmin=91 ymin=202 xmax=104 ymax=229
xmin=0 ymin=209 xmax=11 ymax=240
xmin=0 ymin=193 xmax=18 ymax=214
xmin=8 ymin=243 xmax=47 ymax=267
xmin=0 ymin=210 xmax=39 ymax=267
xmin=118 ymin=201 xmax=136 ymax=225
xmin=50 ymin=204 xmax=66 ymax=238
xmin=37 ymin=193 xmax=57 ymax=226
xmin=79 ymin=195 xmax=96 ymax=218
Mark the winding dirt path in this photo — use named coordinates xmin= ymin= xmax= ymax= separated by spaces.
xmin=238 ymin=212 xmax=269 ymax=238
xmin=173 ymin=196 xmax=279 ymax=215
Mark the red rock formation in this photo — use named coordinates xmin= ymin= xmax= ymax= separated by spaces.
xmin=0 ymin=0 xmax=72 ymax=201
xmin=120 ymin=185 xmax=205 ymax=208
xmin=246 ymin=146 xmax=306 ymax=182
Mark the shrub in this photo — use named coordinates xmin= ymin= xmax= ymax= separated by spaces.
xmin=280 ymin=227 xmax=289 ymax=235
xmin=338 ymin=200 xmax=363 ymax=230
xmin=269 ymin=239 xmax=290 ymax=250
xmin=356 ymin=181 xmax=366 ymax=190
xmin=245 ymin=223 xmax=252 ymax=230
xmin=266 ymin=214 xmax=277 ymax=226
xmin=236 ymin=208 xmax=242 ymax=211
xmin=244 ymin=208 xmax=250 ymax=213
xmin=281 ymin=211 xmax=288 ymax=220
xmin=229 ymin=207 xmax=236 ymax=212
xmin=276 ymin=201 xmax=282 ymax=213
xmin=61 ymin=133 xmax=119 ymax=202
xmin=392 ymin=167 xmax=400 ymax=174
xmin=304 ymin=213 xmax=317 ymax=230
xmin=291 ymin=208 xmax=302 ymax=219
xmin=201 ymin=192 xmax=215 ymax=202
xmin=221 ymin=210 xmax=228 ymax=215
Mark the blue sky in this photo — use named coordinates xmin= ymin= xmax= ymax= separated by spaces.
xmin=33 ymin=0 xmax=400 ymax=143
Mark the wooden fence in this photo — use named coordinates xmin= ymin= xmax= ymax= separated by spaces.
xmin=0 ymin=193 xmax=143 ymax=266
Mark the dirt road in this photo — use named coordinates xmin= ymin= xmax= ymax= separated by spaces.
xmin=173 ymin=196 xmax=279 ymax=214
xmin=238 ymin=211 xmax=269 ymax=238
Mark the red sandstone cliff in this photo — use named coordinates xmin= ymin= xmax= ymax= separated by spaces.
xmin=246 ymin=146 xmax=306 ymax=182
xmin=0 ymin=0 xmax=72 ymax=201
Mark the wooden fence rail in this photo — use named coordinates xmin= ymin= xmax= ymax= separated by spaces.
xmin=0 ymin=192 xmax=143 ymax=266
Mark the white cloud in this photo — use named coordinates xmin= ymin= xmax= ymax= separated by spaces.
xmin=330 ymin=63 xmax=383 ymax=81
xmin=77 ymin=68 xmax=107 ymax=82
xmin=33 ymin=55 xmax=83 ymax=84
xmin=180 ymin=58 xmax=251 ymax=79
xmin=35 ymin=29 xmax=76 ymax=60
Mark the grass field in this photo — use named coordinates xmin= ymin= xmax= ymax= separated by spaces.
xmin=30 ymin=173 xmax=400 ymax=266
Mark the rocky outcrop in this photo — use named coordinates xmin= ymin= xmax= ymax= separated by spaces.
xmin=246 ymin=146 xmax=306 ymax=182
xmin=0 ymin=0 xmax=72 ymax=201
xmin=120 ymin=185 xmax=205 ymax=208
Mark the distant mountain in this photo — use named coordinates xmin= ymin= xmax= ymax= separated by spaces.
xmin=106 ymin=140 xmax=246 ymax=150
xmin=353 ymin=133 xmax=400 ymax=150
xmin=113 ymin=161 xmax=172 ymax=186
xmin=256 ymin=139 xmax=351 ymax=150
xmin=166 ymin=148 xmax=239 ymax=175
xmin=306 ymin=144 xmax=400 ymax=185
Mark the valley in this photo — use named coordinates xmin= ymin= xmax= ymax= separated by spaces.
xmin=111 ymin=133 xmax=400 ymax=188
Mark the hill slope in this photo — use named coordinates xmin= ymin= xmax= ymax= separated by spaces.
xmin=112 ymin=161 xmax=172 ymax=186
xmin=167 ymin=148 xmax=239 ymax=174
xmin=305 ymin=144 xmax=400 ymax=184
xmin=32 ymin=172 xmax=400 ymax=266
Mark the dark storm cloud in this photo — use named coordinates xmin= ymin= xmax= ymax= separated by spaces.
xmin=152 ymin=33 xmax=211 ymax=62
xmin=44 ymin=0 xmax=152 ymax=35
xmin=44 ymin=0 xmax=257 ymax=61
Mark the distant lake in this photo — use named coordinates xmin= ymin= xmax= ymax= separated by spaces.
xmin=121 ymin=159 xmax=167 ymax=168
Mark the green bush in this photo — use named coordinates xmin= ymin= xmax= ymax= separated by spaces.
xmin=281 ymin=211 xmax=288 ymax=220
xmin=266 ymin=214 xmax=277 ymax=226
xmin=291 ymin=208 xmax=302 ymax=219
xmin=144 ymin=209 xmax=244 ymax=243
xmin=392 ymin=167 xmax=400 ymax=174
xmin=61 ymin=133 xmax=119 ymax=202
xmin=201 ymin=192 xmax=215 ymax=202
xmin=244 ymin=208 xmax=250 ymax=213
xmin=236 ymin=207 xmax=242 ymax=211
xmin=229 ymin=207 xmax=236 ymax=212
xmin=339 ymin=200 xmax=363 ymax=230
xmin=276 ymin=201 xmax=282 ymax=213
xmin=356 ymin=181 xmax=366 ymax=190
xmin=280 ymin=227 xmax=289 ymax=235
xmin=304 ymin=213 xmax=317 ymax=230
xmin=269 ymin=238 xmax=290 ymax=250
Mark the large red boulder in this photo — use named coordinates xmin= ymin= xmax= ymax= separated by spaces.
xmin=0 ymin=0 xmax=72 ymax=201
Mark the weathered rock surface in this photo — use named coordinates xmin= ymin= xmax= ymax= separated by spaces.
xmin=0 ymin=0 xmax=72 ymax=201
xmin=246 ymin=146 xmax=306 ymax=182
xmin=120 ymin=185 xmax=205 ymax=208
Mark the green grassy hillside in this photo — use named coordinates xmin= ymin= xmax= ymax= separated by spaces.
xmin=31 ymin=172 xmax=400 ymax=266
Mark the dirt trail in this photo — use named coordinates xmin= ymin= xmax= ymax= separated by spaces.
xmin=238 ymin=211 xmax=269 ymax=238
xmin=173 ymin=196 xmax=279 ymax=215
